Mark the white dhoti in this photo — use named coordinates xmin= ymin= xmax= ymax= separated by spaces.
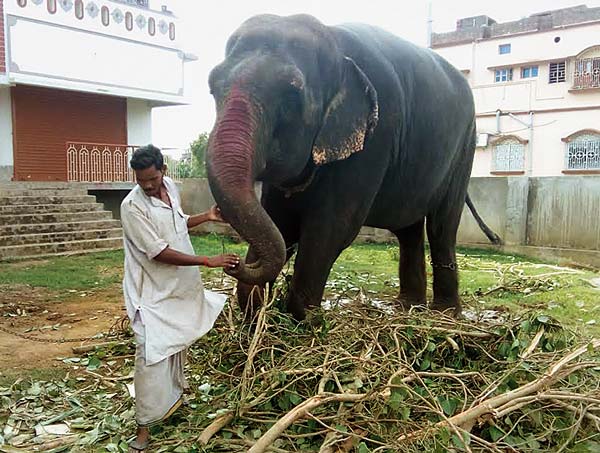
xmin=133 ymin=318 xmax=187 ymax=426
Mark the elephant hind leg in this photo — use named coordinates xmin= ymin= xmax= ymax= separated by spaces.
xmin=426 ymin=186 xmax=470 ymax=317
xmin=392 ymin=218 xmax=427 ymax=310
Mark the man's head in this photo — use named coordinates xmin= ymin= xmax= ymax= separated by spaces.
xmin=130 ymin=145 xmax=166 ymax=198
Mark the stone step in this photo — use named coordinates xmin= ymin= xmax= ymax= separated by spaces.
xmin=0 ymin=202 xmax=104 ymax=215
xmin=0 ymin=210 xmax=113 ymax=226
xmin=0 ymin=188 xmax=89 ymax=197
xmin=0 ymin=195 xmax=97 ymax=206
xmin=0 ymin=219 xmax=121 ymax=236
xmin=0 ymin=182 xmax=77 ymax=190
xmin=0 ymin=246 xmax=123 ymax=262
xmin=0 ymin=228 xmax=122 ymax=247
xmin=0 ymin=237 xmax=123 ymax=260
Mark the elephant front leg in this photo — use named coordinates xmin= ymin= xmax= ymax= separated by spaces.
xmin=286 ymin=222 xmax=361 ymax=320
xmin=393 ymin=219 xmax=427 ymax=310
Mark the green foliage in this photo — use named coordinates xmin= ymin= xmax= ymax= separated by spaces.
xmin=186 ymin=132 xmax=210 ymax=178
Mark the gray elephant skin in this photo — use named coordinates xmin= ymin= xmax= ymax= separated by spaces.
xmin=206 ymin=14 xmax=500 ymax=320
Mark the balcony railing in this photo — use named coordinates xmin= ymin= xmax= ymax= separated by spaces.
xmin=572 ymin=57 xmax=600 ymax=90
xmin=66 ymin=142 xmax=186 ymax=183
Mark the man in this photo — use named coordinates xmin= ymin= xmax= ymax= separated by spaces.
xmin=120 ymin=145 xmax=239 ymax=452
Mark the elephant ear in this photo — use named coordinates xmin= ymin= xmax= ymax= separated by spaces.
xmin=312 ymin=57 xmax=379 ymax=166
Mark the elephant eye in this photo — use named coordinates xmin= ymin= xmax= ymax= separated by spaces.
xmin=279 ymin=89 xmax=302 ymax=121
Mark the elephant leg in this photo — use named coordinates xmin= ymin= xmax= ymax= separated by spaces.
xmin=426 ymin=197 xmax=465 ymax=317
xmin=393 ymin=219 xmax=426 ymax=310
xmin=286 ymin=221 xmax=363 ymax=320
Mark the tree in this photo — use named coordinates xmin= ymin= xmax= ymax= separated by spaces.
xmin=188 ymin=132 xmax=209 ymax=177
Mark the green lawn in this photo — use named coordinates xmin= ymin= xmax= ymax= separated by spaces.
xmin=1 ymin=235 xmax=598 ymax=336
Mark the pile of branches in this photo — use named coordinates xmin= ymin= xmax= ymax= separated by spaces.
xmin=188 ymin=291 xmax=600 ymax=452
xmin=1 ymin=289 xmax=599 ymax=452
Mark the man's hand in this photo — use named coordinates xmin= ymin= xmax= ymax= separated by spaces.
xmin=206 ymin=205 xmax=225 ymax=223
xmin=206 ymin=254 xmax=240 ymax=269
xmin=187 ymin=205 xmax=226 ymax=229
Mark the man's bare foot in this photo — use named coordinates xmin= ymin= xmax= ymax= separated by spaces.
xmin=129 ymin=426 xmax=150 ymax=452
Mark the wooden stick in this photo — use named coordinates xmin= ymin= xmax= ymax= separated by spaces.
xmin=198 ymin=412 xmax=235 ymax=446
xmin=249 ymin=392 xmax=374 ymax=453
xmin=72 ymin=341 xmax=123 ymax=354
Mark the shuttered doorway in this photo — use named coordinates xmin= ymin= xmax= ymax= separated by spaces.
xmin=12 ymin=85 xmax=127 ymax=181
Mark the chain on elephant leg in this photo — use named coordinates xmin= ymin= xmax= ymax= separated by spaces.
xmin=429 ymin=263 xmax=462 ymax=318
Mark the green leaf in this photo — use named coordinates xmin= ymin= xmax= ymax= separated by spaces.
xmin=87 ymin=356 xmax=102 ymax=371
xmin=400 ymin=406 xmax=411 ymax=421
xmin=358 ymin=442 xmax=370 ymax=453
xmin=438 ymin=396 xmax=458 ymax=416
xmin=452 ymin=432 xmax=471 ymax=449
xmin=489 ymin=425 xmax=504 ymax=442
xmin=420 ymin=358 xmax=431 ymax=371
xmin=389 ymin=391 xmax=403 ymax=411
xmin=289 ymin=393 xmax=302 ymax=406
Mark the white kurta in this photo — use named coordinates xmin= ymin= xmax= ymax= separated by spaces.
xmin=120 ymin=176 xmax=225 ymax=366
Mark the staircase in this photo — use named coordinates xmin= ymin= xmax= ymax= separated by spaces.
xmin=0 ymin=183 xmax=123 ymax=261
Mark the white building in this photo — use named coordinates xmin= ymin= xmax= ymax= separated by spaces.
xmin=432 ymin=5 xmax=600 ymax=177
xmin=0 ymin=0 xmax=193 ymax=182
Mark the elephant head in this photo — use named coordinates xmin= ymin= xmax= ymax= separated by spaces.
xmin=206 ymin=14 xmax=379 ymax=285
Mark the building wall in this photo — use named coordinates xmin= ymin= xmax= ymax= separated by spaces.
xmin=0 ymin=0 xmax=5 ymax=74
xmin=472 ymin=109 xmax=600 ymax=176
xmin=127 ymin=98 xmax=152 ymax=146
xmin=0 ymin=85 xmax=12 ymax=181
xmin=3 ymin=0 xmax=188 ymax=105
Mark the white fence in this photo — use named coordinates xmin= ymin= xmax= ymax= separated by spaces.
xmin=66 ymin=142 xmax=186 ymax=183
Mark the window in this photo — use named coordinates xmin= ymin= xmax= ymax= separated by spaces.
xmin=495 ymin=68 xmax=513 ymax=83
xmin=521 ymin=66 xmax=539 ymax=79
xmin=47 ymin=0 xmax=56 ymax=13
xmin=148 ymin=17 xmax=156 ymax=36
xmin=17 ymin=0 xmax=27 ymax=7
xmin=499 ymin=44 xmax=511 ymax=54
xmin=566 ymin=133 xmax=600 ymax=170
xmin=74 ymin=0 xmax=84 ymax=19
xmin=169 ymin=22 xmax=176 ymax=41
xmin=549 ymin=61 xmax=566 ymax=83
xmin=101 ymin=6 xmax=110 ymax=25
xmin=493 ymin=139 xmax=525 ymax=172
xmin=573 ymin=57 xmax=600 ymax=89
xmin=125 ymin=12 xmax=133 ymax=30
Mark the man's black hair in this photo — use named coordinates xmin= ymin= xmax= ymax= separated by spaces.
xmin=130 ymin=144 xmax=164 ymax=171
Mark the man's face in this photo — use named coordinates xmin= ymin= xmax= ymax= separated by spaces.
xmin=135 ymin=165 xmax=165 ymax=198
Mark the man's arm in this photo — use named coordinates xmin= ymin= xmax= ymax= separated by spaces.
xmin=154 ymin=247 xmax=239 ymax=269
xmin=187 ymin=205 xmax=224 ymax=229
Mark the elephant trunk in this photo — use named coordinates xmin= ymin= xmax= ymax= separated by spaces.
xmin=206 ymin=87 xmax=286 ymax=285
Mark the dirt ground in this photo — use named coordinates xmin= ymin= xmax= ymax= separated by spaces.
xmin=0 ymin=284 xmax=125 ymax=373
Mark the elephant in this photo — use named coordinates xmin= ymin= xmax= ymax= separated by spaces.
xmin=206 ymin=14 xmax=501 ymax=320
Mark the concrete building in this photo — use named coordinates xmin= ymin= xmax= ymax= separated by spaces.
xmin=431 ymin=5 xmax=600 ymax=177
xmin=0 ymin=0 xmax=193 ymax=182
xmin=0 ymin=0 xmax=193 ymax=260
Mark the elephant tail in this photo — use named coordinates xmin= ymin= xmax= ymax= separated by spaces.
xmin=465 ymin=194 xmax=503 ymax=245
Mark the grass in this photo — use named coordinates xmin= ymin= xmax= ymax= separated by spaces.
xmin=1 ymin=234 xmax=598 ymax=336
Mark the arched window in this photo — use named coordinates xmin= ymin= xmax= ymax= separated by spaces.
xmin=125 ymin=12 xmax=133 ymax=31
xmin=74 ymin=0 xmax=84 ymax=19
xmin=17 ymin=0 xmax=27 ymax=7
xmin=491 ymin=136 xmax=527 ymax=173
xmin=101 ymin=6 xmax=109 ymax=26
xmin=169 ymin=22 xmax=175 ymax=40
xmin=148 ymin=17 xmax=155 ymax=36
xmin=47 ymin=0 xmax=57 ymax=14
xmin=563 ymin=130 xmax=600 ymax=171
